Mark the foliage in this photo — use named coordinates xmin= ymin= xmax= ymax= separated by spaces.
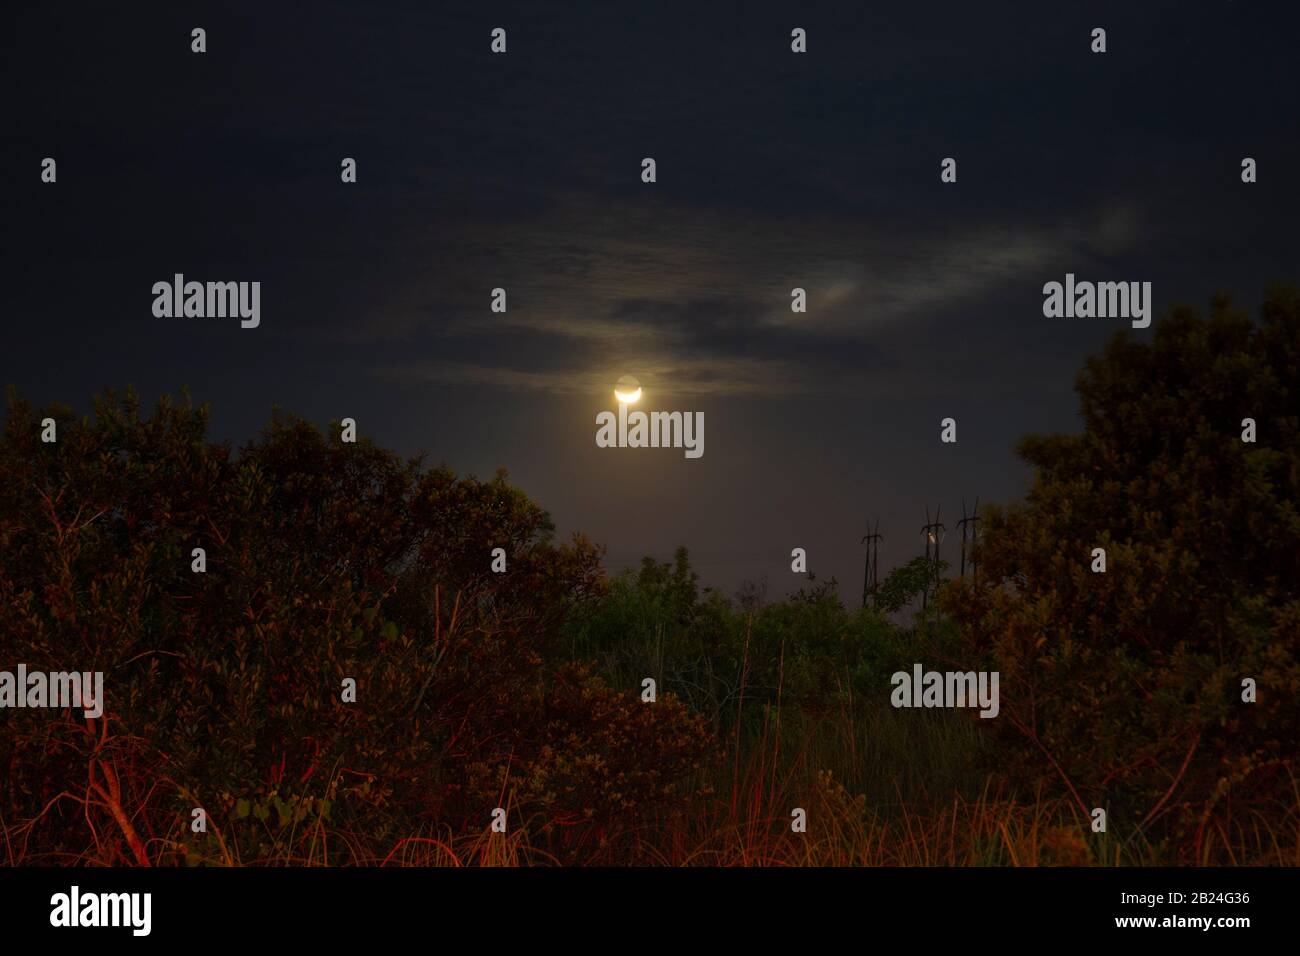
xmin=0 ymin=390 xmax=708 ymax=864
xmin=941 ymin=289 xmax=1300 ymax=859
xmin=875 ymin=555 xmax=945 ymax=614
xmin=565 ymin=553 xmax=918 ymax=728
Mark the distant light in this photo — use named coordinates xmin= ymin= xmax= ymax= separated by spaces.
xmin=614 ymin=374 xmax=642 ymax=404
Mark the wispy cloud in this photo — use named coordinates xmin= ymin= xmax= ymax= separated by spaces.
xmin=365 ymin=191 xmax=1144 ymax=396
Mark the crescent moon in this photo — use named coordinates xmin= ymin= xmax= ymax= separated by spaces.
xmin=614 ymin=387 xmax=642 ymax=404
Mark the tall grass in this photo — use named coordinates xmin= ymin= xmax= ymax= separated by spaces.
xmin=6 ymin=685 xmax=1296 ymax=867
xmin=5 ymin=567 xmax=1297 ymax=867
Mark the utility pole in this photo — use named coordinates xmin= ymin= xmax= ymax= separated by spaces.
xmin=957 ymin=497 xmax=982 ymax=582
xmin=920 ymin=506 xmax=946 ymax=612
xmin=861 ymin=517 xmax=883 ymax=609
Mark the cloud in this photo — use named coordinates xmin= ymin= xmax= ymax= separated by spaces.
xmin=381 ymin=354 xmax=812 ymax=397
xmin=366 ymin=191 xmax=1144 ymax=396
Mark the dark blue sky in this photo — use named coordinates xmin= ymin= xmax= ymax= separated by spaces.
xmin=5 ymin=1 xmax=1298 ymax=600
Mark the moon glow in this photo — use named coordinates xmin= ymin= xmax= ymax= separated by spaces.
xmin=614 ymin=374 xmax=642 ymax=404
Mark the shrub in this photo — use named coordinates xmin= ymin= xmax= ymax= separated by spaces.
xmin=941 ymin=290 xmax=1300 ymax=859
xmin=0 ymin=388 xmax=710 ymax=864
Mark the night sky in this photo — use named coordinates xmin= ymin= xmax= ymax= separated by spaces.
xmin=5 ymin=1 xmax=1298 ymax=600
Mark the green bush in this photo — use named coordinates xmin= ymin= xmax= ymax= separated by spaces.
xmin=942 ymin=290 xmax=1300 ymax=859
xmin=0 ymin=388 xmax=709 ymax=864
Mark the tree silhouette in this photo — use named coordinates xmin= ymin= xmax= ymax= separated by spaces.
xmin=944 ymin=288 xmax=1300 ymax=858
xmin=0 ymin=389 xmax=708 ymax=864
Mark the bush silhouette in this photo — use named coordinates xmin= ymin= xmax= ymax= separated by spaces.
xmin=942 ymin=289 xmax=1300 ymax=859
xmin=0 ymin=389 xmax=709 ymax=864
